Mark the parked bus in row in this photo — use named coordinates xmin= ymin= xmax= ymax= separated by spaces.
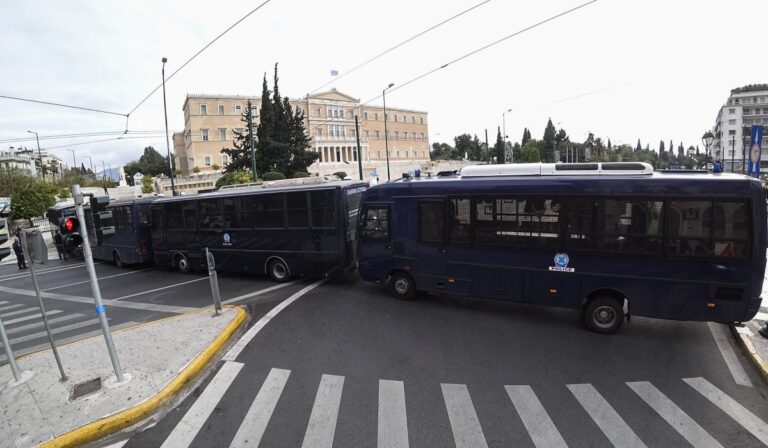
xmin=150 ymin=180 xmax=367 ymax=281
xmin=356 ymin=162 xmax=767 ymax=333
xmin=85 ymin=197 xmax=155 ymax=267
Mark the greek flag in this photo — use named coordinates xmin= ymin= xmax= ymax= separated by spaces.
xmin=330 ymin=70 xmax=339 ymax=76
xmin=748 ymin=125 xmax=764 ymax=178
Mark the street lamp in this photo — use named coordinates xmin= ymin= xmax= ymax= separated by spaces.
xmin=702 ymin=131 xmax=714 ymax=168
xmin=383 ymin=83 xmax=394 ymax=181
xmin=502 ymin=108 xmax=512 ymax=163
xmin=66 ymin=148 xmax=76 ymax=171
xmin=162 ymin=57 xmax=177 ymax=196
xmin=27 ymin=131 xmax=44 ymax=182
xmin=86 ymin=155 xmax=94 ymax=180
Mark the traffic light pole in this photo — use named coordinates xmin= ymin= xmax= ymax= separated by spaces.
xmin=72 ymin=184 xmax=125 ymax=383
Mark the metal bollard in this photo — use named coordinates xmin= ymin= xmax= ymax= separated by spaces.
xmin=0 ymin=317 xmax=21 ymax=382
xmin=206 ymin=248 xmax=222 ymax=315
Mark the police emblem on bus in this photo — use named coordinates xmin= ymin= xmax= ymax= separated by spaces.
xmin=223 ymin=232 xmax=232 ymax=246
xmin=549 ymin=252 xmax=574 ymax=272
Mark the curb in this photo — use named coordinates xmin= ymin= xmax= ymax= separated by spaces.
xmin=38 ymin=305 xmax=248 ymax=448
xmin=730 ymin=324 xmax=768 ymax=385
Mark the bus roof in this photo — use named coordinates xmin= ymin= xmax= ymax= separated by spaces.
xmin=152 ymin=180 xmax=368 ymax=204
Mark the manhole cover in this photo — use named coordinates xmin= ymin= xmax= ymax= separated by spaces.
xmin=71 ymin=377 xmax=102 ymax=400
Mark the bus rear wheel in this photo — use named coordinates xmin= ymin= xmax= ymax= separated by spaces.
xmin=113 ymin=251 xmax=123 ymax=268
xmin=388 ymin=272 xmax=416 ymax=300
xmin=584 ymin=296 xmax=624 ymax=334
xmin=267 ymin=259 xmax=290 ymax=283
xmin=175 ymin=254 xmax=191 ymax=274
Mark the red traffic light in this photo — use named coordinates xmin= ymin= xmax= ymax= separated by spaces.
xmin=64 ymin=217 xmax=77 ymax=232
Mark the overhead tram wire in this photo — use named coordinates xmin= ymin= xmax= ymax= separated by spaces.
xmin=0 ymin=129 xmax=166 ymax=145
xmin=0 ymin=94 xmax=127 ymax=117
xmin=308 ymin=0 xmax=492 ymax=95
xmin=127 ymin=0 xmax=273 ymax=118
xmin=44 ymin=135 xmax=167 ymax=150
xmin=360 ymin=0 xmax=599 ymax=106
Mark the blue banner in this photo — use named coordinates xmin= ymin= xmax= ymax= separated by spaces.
xmin=748 ymin=125 xmax=764 ymax=178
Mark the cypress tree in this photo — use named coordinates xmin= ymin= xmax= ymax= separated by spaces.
xmin=659 ymin=140 xmax=665 ymax=153
xmin=494 ymin=127 xmax=505 ymax=164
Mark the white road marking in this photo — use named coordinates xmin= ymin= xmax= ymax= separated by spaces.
xmin=1 ymin=307 xmax=42 ymax=318
xmin=41 ymin=267 xmax=155 ymax=291
xmin=9 ymin=318 xmax=102 ymax=345
xmin=441 ymin=383 xmax=489 ymax=448
xmin=736 ymin=326 xmax=755 ymax=336
xmin=221 ymin=280 xmax=300 ymax=305
xmin=301 ymin=374 xmax=345 ymax=448
xmin=684 ymin=377 xmax=768 ymax=445
xmin=112 ymin=277 xmax=208 ymax=301
xmin=568 ymin=383 xmax=647 ymax=448
xmin=0 ymin=303 xmax=24 ymax=312
xmin=5 ymin=313 xmax=83 ymax=334
xmin=229 ymin=368 xmax=291 ymax=448
xmin=0 ymin=285 xmax=197 ymax=314
xmin=0 ymin=263 xmax=96 ymax=281
xmin=3 ymin=310 xmax=62 ymax=325
xmin=707 ymin=322 xmax=752 ymax=387
xmin=506 ymin=385 xmax=567 ymax=448
xmin=161 ymin=361 xmax=244 ymax=448
xmin=223 ymin=278 xmax=327 ymax=361
xmin=627 ymin=381 xmax=723 ymax=448
xmin=378 ymin=379 xmax=409 ymax=448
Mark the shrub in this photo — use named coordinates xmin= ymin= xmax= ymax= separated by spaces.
xmin=292 ymin=171 xmax=310 ymax=178
xmin=211 ymin=164 xmax=221 ymax=171
xmin=192 ymin=166 xmax=201 ymax=173
xmin=215 ymin=171 xmax=253 ymax=188
xmin=332 ymin=171 xmax=347 ymax=179
xmin=263 ymin=171 xmax=286 ymax=181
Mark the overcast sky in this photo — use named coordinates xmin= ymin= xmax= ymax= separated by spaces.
xmin=1 ymin=0 xmax=766 ymax=170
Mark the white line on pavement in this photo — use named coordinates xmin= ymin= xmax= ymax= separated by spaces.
xmin=0 ymin=303 xmax=24 ymax=312
xmin=229 ymin=368 xmax=291 ymax=448
xmin=301 ymin=374 xmax=345 ymax=448
xmin=506 ymin=385 xmax=567 ymax=448
xmin=9 ymin=318 xmax=102 ymax=345
xmin=112 ymin=277 xmax=208 ymax=301
xmin=5 ymin=313 xmax=83 ymax=334
xmin=441 ymin=383 xmax=489 ymax=448
xmin=4 ymin=310 xmax=63 ymax=325
xmin=568 ymin=383 xmax=647 ymax=448
xmin=0 ymin=263 xmax=97 ymax=281
xmin=627 ymin=381 xmax=723 ymax=448
xmin=221 ymin=279 xmax=300 ymax=305
xmin=41 ymin=267 xmax=155 ymax=291
xmin=684 ymin=377 xmax=768 ymax=445
xmin=707 ymin=322 xmax=753 ymax=387
xmin=1 ymin=306 xmax=42 ymax=318
xmin=161 ymin=361 xmax=244 ymax=448
xmin=223 ymin=278 xmax=328 ymax=362
xmin=378 ymin=379 xmax=409 ymax=448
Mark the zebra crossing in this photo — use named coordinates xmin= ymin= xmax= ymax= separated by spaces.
xmin=0 ymin=299 xmax=101 ymax=362
xmin=155 ymin=361 xmax=768 ymax=448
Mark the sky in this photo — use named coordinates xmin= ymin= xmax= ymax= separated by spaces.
xmin=1 ymin=0 xmax=766 ymax=170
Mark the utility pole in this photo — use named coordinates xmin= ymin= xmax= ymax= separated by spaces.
xmin=248 ymin=101 xmax=257 ymax=181
xmin=355 ymin=115 xmax=363 ymax=180
xmin=161 ymin=57 xmax=177 ymax=196
xmin=731 ymin=135 xmax=736 ymax=173
xmin=27 ymin=131 xmax=44 ymax=182
xmin=383 ymin=83 xmax=394 ymax=181
xmin=485 ymin=129 xmax=489 ymax=163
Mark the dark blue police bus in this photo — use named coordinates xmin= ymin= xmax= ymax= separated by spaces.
xmin=87 ymin=197 xmax=155 ymax=267
xmin=150 ymin=180 xmax=367 ymax=282
xmin=357 ymin=162 xmax=767 ymax=333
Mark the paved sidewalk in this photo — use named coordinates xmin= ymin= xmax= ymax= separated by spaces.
xmin=0 ymin=306 xmax=246 ymax=448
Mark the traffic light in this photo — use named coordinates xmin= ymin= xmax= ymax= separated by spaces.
xmin=0 ymin=218 xmax=10 ymax=261
xmin=59 ymin=216 xmax=83 ymax=250
xmin=90 ymin=196 xmax=114 ymax=246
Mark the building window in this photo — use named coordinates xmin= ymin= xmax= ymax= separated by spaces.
xmin=200 ymin=104 xmax=207 ymax=115
xmin=201 ymin=129 xmax=209 ymax=141
xmin=375 ymin=112 xmax=379 ymax=120
xmin=221 ymin=154 xmax=229 ymax=165
xmin=744 ymin=108 xmax=752 ymax=115
xmin=364 ymin=130 xmax=369 ymax=139
xmin=395 ymin=131 xmax=399 ymax=140
xmin=339 ymin=109 xmax=344 ymax=118
xmin=735 ymin=99 xmax=740 ymax=104
xmin=396 ymin=150 xmax=400 ymax=158
xmin=204 ymin=156 xmax=211 ymax=167
xmin=218 ymin=105 xmax=224 ymax=115
xmin=251 ymin=106 xmax=258 ymax=117
xmin=403 ymin=132 xmax=407 ymax=140
xmin=422 ymin=151 xmax=426 ymax=158
xmin=729 ymin=108 xmax=735 ymax=114
xmin=420 ymin=132 xmax=425 ymax=140
xmin=235 ymin=105 xmax=242 ymax=115
xmin=420 ymin=117 xmax=424 ymax=124
xmin=375 ymin=130 xmax=380 ymax=139
xmin=377 ymin=151 xmax=381 ymax=158
xmin=728 ymin=119 xmax=736 ymax=125
xmin=411 ymin=116 xmax=416 ymax=124
xmin=402 ymin=115 xmax=406 ymax=122
xmin=219 ymin=128 xmax=227 ymax=141
xmin=394 ymin=115 xmax=398 ymax=122
xmin=315 ymin=107 xmax=321 ymax=117
xmin=364 ymin=112 xmax=368 ymax=120
xmin=317 ymin=128 xmax=323 ymax=137
xmin=412 ymin=132 xmax=416 ymax=140
xmin=405 ymin=150 xmax=409 ymax=157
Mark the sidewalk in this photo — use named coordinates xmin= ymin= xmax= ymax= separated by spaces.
xmin=0 ymin=306 xmax=247 ymax=448
xmin=733 ymin=308 xmax=768 ymax=384
xmin=0 ymin=229 xmax=58 ymax=266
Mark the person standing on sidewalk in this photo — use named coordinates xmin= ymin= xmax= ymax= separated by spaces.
xmin=53 ymin=229 xmax=66 ymax=260
xmin=12 ymin=237 xmax=27 ymax=270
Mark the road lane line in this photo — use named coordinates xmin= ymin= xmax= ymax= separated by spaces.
xmin=112 ymin=277 xmax=208 ymax=301
xmin=506 ymin=385 xmax=567 ymax=448
xmin=4 ymin=310 xmax=62 ymax=325
xmin=0 ymin=263 xmax=97 ymax=281
xmin=627 ymin=381 xmax=723 ymax=448
xmin=6 ymin=313 xmax=83 ymax=334
xmin=301 ymin=374 xmax=345 ymax=448
xmin=568 ymin=383 xmax=647 ymax=448
xmin=221 ymin=280 xmax=300 ymax=305
xmin=378 ymin=380 xmax=409 ymax=448
xmin=441 ymin=384 xmax=489 ymax=448
xmin=0 ymin=304 xmax=24 ymax=312
xmin=223 ymin=278 xmax=328 ymax=361
xmin=1 ymin=306 xmax=42 ymax=318
xmin=229 ymin=368 xmax=291 ymax=448
xmin=9 ymin=318 xmax=102 ymax=345
xmin=707 ymin=322 xmax=753 ymax=387
xmin=0 ymin=285 xmax=197 ymax=314
xmin=41 ymin=267 xmax=155 ymax=291
xmin=161 ymin=361 xmax=244 ymax=448
xmin=684 ymin=377 xmax=768 ymax=445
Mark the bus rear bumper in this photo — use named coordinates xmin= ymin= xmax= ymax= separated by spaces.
xmin=746 ymin=296 xmax=762 ymax=321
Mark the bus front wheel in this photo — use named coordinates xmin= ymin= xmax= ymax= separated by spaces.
xmin=388 ymin=272 xmax=416 ymax=301
xmin=175 ymin=254 xmax=191 ymax=274
xmin=113 ymin=251 xmax=123 ymax=268
xmin=584 ymin=296 xmax=624 ymax=334
xmin=267 ymin=259 xmax=290 ymax=283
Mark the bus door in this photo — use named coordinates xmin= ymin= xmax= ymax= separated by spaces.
xmin=181 ymin=201 xmax=202 ymax=267
xmin=358 ymin=204 xmax=393 ymax=283
xmin=416 ymin=200 xmax=457 ymax=294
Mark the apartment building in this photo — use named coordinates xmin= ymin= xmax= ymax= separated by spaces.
xmin=174 ymin=89 xmax=430 ymax=180
xmin=712 ymin=84 xmax=768 ymax=173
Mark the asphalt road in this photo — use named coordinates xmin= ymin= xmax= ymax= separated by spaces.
xmin=126 ymin=276 xmax=768 ymax=448
xmin=0 ymin=258 xmax=308 ymax=364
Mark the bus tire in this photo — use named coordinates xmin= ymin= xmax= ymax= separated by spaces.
xmin=584 ymin=296 xmax=624 ymax=334
xmin=113 ymin=251 xmax=123 ymax=268
xmin=267 ymin=258 xmax=290 ymax=283
xmin=388 ymin=272 xmax=417 ymax=301
xmin=175 ymin=253 xmax=191 ymax=274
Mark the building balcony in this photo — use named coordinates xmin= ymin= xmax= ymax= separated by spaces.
xmin=312 ymin=136 xmax=368 ymax=145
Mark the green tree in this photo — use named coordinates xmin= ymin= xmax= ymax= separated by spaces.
xmin=0 ymin=168 xmax=35 ymax=197
xmin=221 ymin=100 xmax=257 ymax=174
xmin=493 ymin=127 xmax=505 ymax=164
xmin=636 ymin=139 xmax=642 ymax=151
xmin=519 ymin=140 xmax=541 ymax=162
xmin=58 ymin=188 xmax=70 ymax=200
xmin=542 ymin=118 xmax=557 ymax=162
xmin=521 ymin=128 xmax=531 ymax=147
xmin=659 ymin=140 xmax=665 ymax=153
xmin=10 ymin=182 xmax=56 ymax=226
xmin=141 ymin=176 xmax=154 ymax=194
xmin=215 ymin=171 xmax=253 ymax=188
xmin=454 ymin=134 xmax=474 ymax=160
